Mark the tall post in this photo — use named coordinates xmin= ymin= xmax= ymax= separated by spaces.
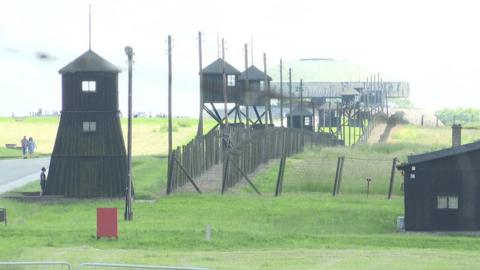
xmin=222 ymin=39 xmax=228 ymax=126
xmin=300 ymin=79 xmax=304 ymax=130
xmin=88 ymin=4 xmax=92 ymax=50
xmin=384 ymin=78 xmax=389 ymax=119
xmin=166 ymin=36 xmax=174 ymax=195
xmin=124 ymin=46 xmax=134 ymax=221
xmin=311 ymin=100 xmax=315 ymax=131
xmin=196 ymin=31 xmax=204 ymax=137
xmin=280 ymin=59 xmax=284 ymax=127
xmin=250 ymin=36 xmax=254 ymax=65
xmin=288 ymin=68 xmax=293 ymax=128
xmin=263 ymin=53 xmax=268 ymax=128
xmin=388 ymin=157 xmax=398 ymax=200
xmin=244 ymin=43 xmax=250 ymax=128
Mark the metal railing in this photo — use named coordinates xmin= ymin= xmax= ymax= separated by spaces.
xmin=78 ymin=263 xmax=209 ymax=270
xmin=0 ymin=261 xmax=72 ymax=270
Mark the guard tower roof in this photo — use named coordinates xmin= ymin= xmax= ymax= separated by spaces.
xmin=59 ymin=49 xmax=121 ymax=74
xmin=201 ymin=58 xmax=241 ymax=75
xmin=238 ymin=65 xmax=272 ymax=81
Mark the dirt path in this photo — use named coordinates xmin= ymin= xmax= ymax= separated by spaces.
xmin=177 ymin=164 xmax=224 ymax=193
xmin=367 ymin=123 xmax=387 ymax=144
xmin=178 ymin=159 xmax=278 ymax=194
xmin=391 ymin=108 xmax=443 ymax=127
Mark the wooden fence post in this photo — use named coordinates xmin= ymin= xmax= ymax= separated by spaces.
xmin=336 ymin=156 xmax=345 ymax=195
xmin=275 ymin=156 xmax=287 ymax=197
xmin=221 ymin=156 xmax=230 ymax=194
xmin=332 ymin=156 xmax=341 ymax=197
xmin=166 ymin=149 xmax=175 ymax=194
xmin=387 ymin=157 xmax=398 ymax=200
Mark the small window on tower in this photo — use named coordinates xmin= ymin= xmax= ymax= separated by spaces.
xmin=304 ymin=117 xmax=311 ymax=126
xmin=82 ymin=121 xmax=97 ymax=132
xmin=260 ymin=81 xmax=265 ymax=91
xmin=227 ymin=75 xmax=236 ymax=87
xmin=82 ymin=81 xmax=96 ymax=92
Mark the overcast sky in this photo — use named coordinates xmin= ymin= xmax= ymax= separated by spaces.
xmin=1 ymin=0 xmax=480 ymax=116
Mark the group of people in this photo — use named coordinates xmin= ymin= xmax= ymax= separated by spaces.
xmin=20 ymin=136 xmax=36 ymax=159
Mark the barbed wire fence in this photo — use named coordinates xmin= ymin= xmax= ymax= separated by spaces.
xmin=274 ymin=153 xmax=403 ymax=198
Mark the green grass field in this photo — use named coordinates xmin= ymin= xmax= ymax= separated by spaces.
xmin=2 ymin=118 xmax=480 ymax=269
xmin=0 ymin=116 xmax=215 ymax=157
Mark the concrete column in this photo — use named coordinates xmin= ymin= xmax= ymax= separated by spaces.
xmin=452 ymin=124 xmax=462 ymax=147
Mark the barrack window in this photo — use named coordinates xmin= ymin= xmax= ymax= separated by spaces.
xmin=437 ymin=195 xmax=458 ymax=209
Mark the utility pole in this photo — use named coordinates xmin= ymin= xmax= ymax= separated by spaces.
xmin=166 ymin=36 xmax=173 ymax=195
xmin=250 ymin=36 xmax=254 ymax=65
xmin=124 ymin=46 xmax=134 ymax=221
xmin=244 ymin=43 xmax=250 ymax=128
xmin=263 ymin=53 xmax=268 ymax=128
xmin=288 ymin=68 xmax=293 ymax=128
xmin=222 ymin=38 xmax=228 ymax=126
xmin=300 ymin=79 xmax=304 ymax=130
xmin=280 ymin=59 xmax=283 ymax=127
xmin=216 ymin=33 xmax=220 ymax=58
xmin=196 ymin=31 xmax=203 ymax=137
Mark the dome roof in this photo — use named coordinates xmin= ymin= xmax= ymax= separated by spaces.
xmin=59 ymin=49 xmax=121 ymax=74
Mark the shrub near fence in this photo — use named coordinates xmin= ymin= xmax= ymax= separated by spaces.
xmin=167 ymin=126 xmax=340 ymax=194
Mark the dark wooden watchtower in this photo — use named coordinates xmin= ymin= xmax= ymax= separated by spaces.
xmin=200 ymin=58 xmax=243 ymax=128
xmin=45 ymin=49 xmax=128 ymax=197
xmin=238 ymin=65 xmax=272 ymax=127
xmin=287 ymin=108 xmax=313 ymax=131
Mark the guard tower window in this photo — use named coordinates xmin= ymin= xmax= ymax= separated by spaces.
xmin=227 ymin=75 xmax=236 ymax=87
xmin=437 ymin=195 xmax=458 ymax=209
xmin=304 ymin=117 xmax=311 ymax=126
xmin=260 ymin=81 xmax=265 ymax=91
xmin=82 ymin=121 xmax=97 ymax=132
xmin=82 ymin=81 xmax=96 ymax=92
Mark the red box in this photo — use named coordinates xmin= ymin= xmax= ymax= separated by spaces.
xmin=97 ymin=208 xmax=118 ymax=239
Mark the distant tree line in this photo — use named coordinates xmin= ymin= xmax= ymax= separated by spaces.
xmin=435 ymin=108 xmax=480 ymax=125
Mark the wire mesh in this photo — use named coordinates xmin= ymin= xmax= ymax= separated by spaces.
xmin=282 ymin=154 xmax=403 ymax=197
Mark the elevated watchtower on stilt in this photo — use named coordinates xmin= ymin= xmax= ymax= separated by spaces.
xmin=200 ymin=58 xmax=243 ymax=130
xmin=238 ymin=65 xmax=272 ymax=128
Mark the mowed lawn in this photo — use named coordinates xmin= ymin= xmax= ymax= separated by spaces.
xmin=2 ymin=120 xmax=480 ymax=269
xmin=0 ymin=116 xmax=215 ymax=157
xmin=2 ymin=193 xmax=480 ymax=269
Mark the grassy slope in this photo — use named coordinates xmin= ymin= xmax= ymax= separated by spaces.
xmin=0 ymin=116 xmax=215 ymax=157
xmin=2 ymin=122 xmax=480 ymax=268
xmin=243 ymin=143 xmax=438 ymax=196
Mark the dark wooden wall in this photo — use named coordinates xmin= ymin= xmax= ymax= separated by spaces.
xmin=287 ymin=115 xmax=313 ymax=131
xmin=62 ymin=72 xmax=119 ymax=111
xmin=403 ymin=152 xmax=480 ymax=230
xmin=202 ymin=74 xmax=241 ymax=103
xmin=238 ymin=80 xmax=269 ymax=106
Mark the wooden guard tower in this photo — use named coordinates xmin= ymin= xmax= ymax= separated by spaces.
xmin=238 ymin=65 xmax=272 ymax=128
xmin=45 ymin=50 xmax=128 ymax=197
xmin=200 ymin=58 xmax=242 ymax=129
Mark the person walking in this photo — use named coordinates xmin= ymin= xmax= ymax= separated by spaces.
xmin=40 ymin=167 xmax=47 ymax=195
xmin=21 ymin=136 xmax=28 ymax=159
xmin=27 ymin=137 xmax=36 ymax=158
